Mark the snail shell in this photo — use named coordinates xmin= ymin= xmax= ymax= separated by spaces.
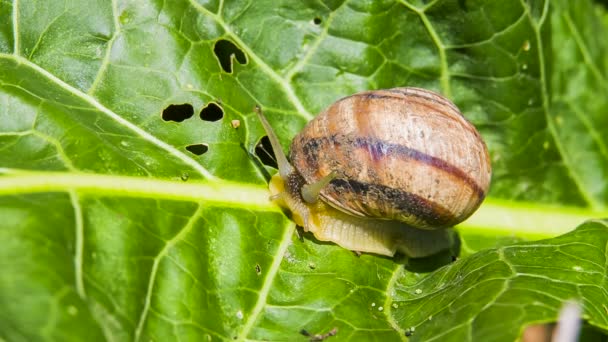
xmin=256 ymin=87 xmax=491 ymax=257
xmin=291 ymin=87 xmax=491 ymax=228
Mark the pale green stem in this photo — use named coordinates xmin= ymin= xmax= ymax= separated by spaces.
xmin=1 ymin=170 xmax=605 ymax=239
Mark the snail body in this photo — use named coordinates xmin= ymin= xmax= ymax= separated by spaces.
xmin=256 ymin=87 xmax=491 ymax=257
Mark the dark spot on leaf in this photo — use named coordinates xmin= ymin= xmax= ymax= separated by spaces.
xmin=452 ymin=47 xmax=469 ymax=56
xmin=305 ymin=327 xmax=338 ymax=341
xmin=597 ymin=0 xmax=608 ymax=10
xmin=255 ymin=136 xmax=278 ymax=169
xmin=200 ymin=103 xmax=224 ymax=122
xmin=213 ymin=39 xmax=247 ymax=73
xmin=255 ymin=264 xmax=261 ymax=275
xmin=458 ymin=0 xmax=468 ymax=11
xmin=181 ymin=173 xmax=189 ymax=181
xmin=162 ymin=104 xmax=194 ymax=122
xmin=313 ymin=17 xmax=322 ymax=25
xmin=405 ymin=330 xmax=413 ymax=337
xmin=91 ymin=32 xmax=112 ymax=41
xmin=296 ymin=226 xmax=305 ymax=242
xmin=186 ymin=143 xmax=209 ymax=155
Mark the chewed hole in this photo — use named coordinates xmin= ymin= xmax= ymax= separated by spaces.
xmin=162 ymin=104 xmax=194 ymax=122
xmin=213 ymin=39 xmax=247 ymax=73
xmin=255 ymin=136 xmax=278 ymax=169
xmin=186 ymin=143 xmax=209 ymax=155
xmin=200 ymin=103 xmax=224 ymax=122
xmin=313 ymin=17 xmax=322 ymax=25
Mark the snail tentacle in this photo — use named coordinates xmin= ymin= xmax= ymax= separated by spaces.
xmin=254 ymin=106 xmax=294 ymax=179
xmin=301 ymin=170 xmax=338 ymax=204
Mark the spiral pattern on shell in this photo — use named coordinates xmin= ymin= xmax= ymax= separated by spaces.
xmin=289 ymin=87 xmax=491 ymax=229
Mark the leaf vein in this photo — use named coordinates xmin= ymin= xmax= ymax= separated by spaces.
xmin=383 ymin=266 xmax=407 ymax=341
xmin=133 ymin=204 xmax=204 ymax=342
xmin=236 ymin=222 xmax=295 ymax=341
xmin=88 ymin=0 xmax=121 ymax=95
xmin=27 ymin=9 xmax=69 ymax=60
xmin=565 ymin=100 xmax=608 ymax=163
xmin=70 ymin=190 xmax=86 ymax=299
xmin=187 ymin=0 xmax=313 ymax=121
xmin=522 ymin=0 xmax=599 ymax=209
xmin=398 ymin=0 xmax=451 ymax=97
xmin=283 ymin=0 xmax=350 ymax=81
xmin=12 ymin=0 xmax=20 ymax=54
xmin=563 ymin=13 xmax=608 ymax=88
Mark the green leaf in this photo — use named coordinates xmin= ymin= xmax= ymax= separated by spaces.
xmin=1 ymin=0 xmax=607 ymax=341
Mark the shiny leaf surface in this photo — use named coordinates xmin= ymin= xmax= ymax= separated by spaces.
xmin=1 ymin=0 xmax=607 ymax=341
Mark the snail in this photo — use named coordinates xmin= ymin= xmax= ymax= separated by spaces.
xmin=256 ymin=87 xmax=491 ymax=257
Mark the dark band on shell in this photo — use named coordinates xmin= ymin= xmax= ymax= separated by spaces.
xmin=296 ymin=134 xmax=486 ymax=199
xmin=330 ymin=178 xmax=456 ymax=227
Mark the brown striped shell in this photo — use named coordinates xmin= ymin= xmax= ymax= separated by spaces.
xmin=289 ymin=87 xmax=491 ymax=229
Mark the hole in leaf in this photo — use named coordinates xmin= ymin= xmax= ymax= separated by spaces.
xmin=186 ymin=143 xmax=209 ymax=155
xmin=255 ymin=136 xmax=278 ymax=169
xmin=162 ymin=104 xmax=194 ymax=122
xmin=200 ymin=103 xmax=224 ymax=122
xmin=313 ymin=17 xmax=322 ymax=25
xmin=458 ymin=0 xmax=468 ymax=11
xmin=213 ymin=39 xmax=247 ymax=73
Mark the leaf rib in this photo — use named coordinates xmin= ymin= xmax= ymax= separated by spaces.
xmin=30 ymin=130 xmax=76 ymax=169
xmin=603 ymin=225 xmax=608 ymax=291
xmin=563 ymin=13 xmax=608 ymax=88
xmin=236 ymin=222 xmax=296 ymax=341
xmin=0 ymin=170 xmax=276 ymax=210
xmin=566 ymin=101 xmax=608 ymax=161
xmin=27 ymin=10 xmax=68 ymax=60
xmin=70 ymin=190 xmax=87 ymax=299
xmin=283 ymin=0 xmax=349 ymax=81
xmin=187 ymin=0 xmax=314 ymax=121
xmin=398 ymin=0 xmax=452 ymax=98
xmin=88 ymin=0 xmax=121 ymax=95
xmin=444 ymin=12 xmax=527 ymax=50
xmin=383 ymin=266 xmax=407 ymax=341
xmin=12 ymin=0 xmax=20 ymax=54
xmin=1 ymin=170 xmax=604 ymax=239
xmin=522 ymin=0 xmax=601 ymax=210
xmin=134 ymin=204 xmax=205 ymax=342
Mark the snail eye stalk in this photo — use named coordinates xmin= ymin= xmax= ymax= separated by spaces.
xmin=301 ymin=171 xmax=338 ymax=204
xmin=254 ymin=106 xmax=294 ymax=179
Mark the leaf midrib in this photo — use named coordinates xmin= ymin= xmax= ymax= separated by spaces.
xmin=0 ymin=169 xmax=275 ymax=211
xmin=1 ymin=169 xmax=605 ymax=240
